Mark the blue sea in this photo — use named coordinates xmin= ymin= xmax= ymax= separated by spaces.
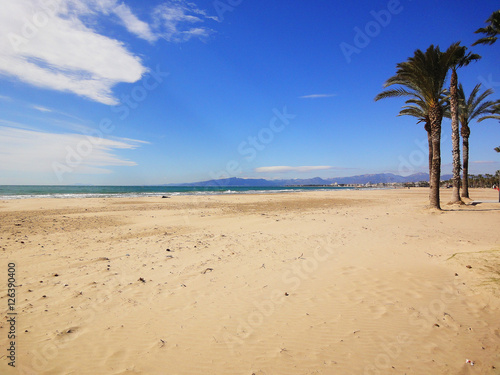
xmin=0 ymin=185 xmax=355 ymax=200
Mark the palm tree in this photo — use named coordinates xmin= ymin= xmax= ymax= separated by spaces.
xmin=472 ymin=10 xmax=500 ymax=46
xmin=447 ymin=45 xmax=481 ymax=203
xmin=457 ymin=83 xmax=496 ymax=198
xmin=375 ymin=45 xmax=457 ymax=209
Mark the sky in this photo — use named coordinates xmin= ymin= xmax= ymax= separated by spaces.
xmin=0 ymin=0 xmax=499 ymax=185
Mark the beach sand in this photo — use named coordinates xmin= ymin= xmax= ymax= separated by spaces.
xmin=1 ymin=188 xmax=499 ymax=374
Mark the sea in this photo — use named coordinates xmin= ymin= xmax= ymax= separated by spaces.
xmin=0 ymin=185 xmax=356 ymax=200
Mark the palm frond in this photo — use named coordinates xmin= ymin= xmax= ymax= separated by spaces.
xmin=478 ymin=113 xmax=500 ymax=122
xmin=477 ymin=100 xmax=500 ymax=122
xmin=472 ymin=10 xmax=500 ymax=46
xmin=379 ymin=45 xmax=450 ymax=104
xmin=457 ymin=84 xmax=498 ymax=125
xmin=374 ymin=88 xmax=417 ymax=101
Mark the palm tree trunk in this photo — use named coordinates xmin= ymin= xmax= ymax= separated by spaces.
xmin=425 ymin=121 xmax=433 ymax=189
xmin=461 ymin=124 xmax=470 ymax=199
xmin=429 ymin=105 xmax=442 ymax=209
xmin=450 ymin=68 xmax=462 ymax=203
xmin=461 ymin=137 xmax=470 ymax=198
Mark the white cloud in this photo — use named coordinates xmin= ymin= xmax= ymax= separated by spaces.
xmin=0 ymin=126 xmax=147 ymax=175
xmin=32 ymin=105 xmax=53 ymax=112
xmin=0 ymin=119 xmax=39 ymax=131
xmin=113 ymin=3 xmax=157 ymax=42
xmin=118 ymin=137 xmax=150 ymax=144
xmin=255 ymin=166 xmax=334 ymax=173
xmin=299 ymin=94 xmax=337 ymax=99
xmin=471 ymin=160 xmax=496 ymax=164
xmin=153 ymin=1 xmax=217 ymax=42
xmin=0 ymin=0 xmax=146 ymax=105
xmin=0 ymin=94 xmax=12 ymax=101
xmin=47 ymin=118 xmax=108 ymax=133
xmin=0 ymin=0 xmax=215 ymax=105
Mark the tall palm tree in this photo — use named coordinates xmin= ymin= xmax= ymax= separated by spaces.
xmin=375 ymin=45 xmax=456 ymax=209
xmin=447 ymin=45 xmax=481 ymax=204
xmin=457 ymin=83 xmax=496 ymax=198
xmin=472 ymin=10 xmax=500 ymax=46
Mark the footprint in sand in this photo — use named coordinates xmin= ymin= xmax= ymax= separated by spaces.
xmin=367 ymin=304 xmax=388 ymax=319
xmin=440 ymin=312 xmax=461 ymax=331
xmin=55 ymin=326 xmax=83 ymax=344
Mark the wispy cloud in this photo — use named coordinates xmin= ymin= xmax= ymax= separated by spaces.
xmin=0 ymin=94 xmax=12 ymax=101
xmin=471 ymin=160 xmax=497 ymax=164
xmin=118 ymin=137 xmax=150 ymax=144
xmin=113 ymin=3 xmax=157 ymax=42
xmin=31 ymin=105 xmax=53 ymax=113
xmin=0 ymin=126 xmax=148 ymax=174
xmin=0 ymin=119 xmax=39 ymax=131
xmin=47 ymin=119 xmax=105 ymax=133
xmin=153 ymin=1 xmax=217 ymax=42
xmin=0 ymin=0 xmax=215 ymax=105
xmin=299 ymin=94 xmax=337 ymax=99
xmin=255 ymin=166 xmax=334 ymax=173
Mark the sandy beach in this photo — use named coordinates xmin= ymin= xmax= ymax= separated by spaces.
xmin=1 ymin=188 xmax=500 ymax=375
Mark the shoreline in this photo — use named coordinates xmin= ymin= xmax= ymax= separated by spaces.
xmin=1 ymin=185 xmax=497 ymax=201
xmin=0 ymin=185 xmax=362 ymax=201
xmin=1 ymin=188 xmax=499 ymax=374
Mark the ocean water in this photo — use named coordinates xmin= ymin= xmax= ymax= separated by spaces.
xmin=0 ymin=185 xmax=355 ymax=200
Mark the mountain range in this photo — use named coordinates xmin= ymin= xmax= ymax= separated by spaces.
xmin=169 ymin=173 xmax=453 ymax=187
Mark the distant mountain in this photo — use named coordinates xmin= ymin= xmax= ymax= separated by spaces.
xmin=169 ymin=173 xmax=453 ymax=187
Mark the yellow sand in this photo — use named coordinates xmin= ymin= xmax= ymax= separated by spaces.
xmin=1 ymin=188 xmax=499 ymax=374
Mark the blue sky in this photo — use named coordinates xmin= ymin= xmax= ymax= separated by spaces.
xmin=0 ymin=0 xmax=499 ymax=185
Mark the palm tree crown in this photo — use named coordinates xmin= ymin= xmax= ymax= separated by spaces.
xmin=458 ymin=83 xmax=495 ymax=127
xmin=449 ymin=46 xmax=481 ymax=70
xmin=398 ymin=101 xmax=428 ymax=126
xmin=472 ymin=10 xmax=500 ymax=46
xmin=375 ymin=45 xmax=453 ymax=108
